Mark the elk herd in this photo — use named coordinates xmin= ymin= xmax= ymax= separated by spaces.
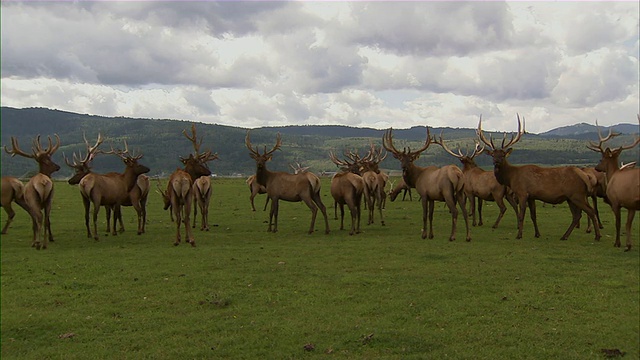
xmin=1 ymin=115 xmax=639 ymax=252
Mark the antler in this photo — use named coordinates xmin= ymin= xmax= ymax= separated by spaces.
xmin=382 ymin=127 xmax=431 ymax=159
xmin=4 ymin=134 xmax=61 ymax=159
xmin=245 ymin=131 xmax=282 ymax=159
xmin=103 ymin=140 xmax=143 ymax=161
xmin=183 ymin=124 xmax=203 ymax=156
xmin=477 ymin=114 xmax=525 ymax=150
xmin=4 ymin=136 xmax=35 ymax=158
xmin=66 ymin=133 xmax=104 ymax=168
xmin=433 ymin=131 xmax=483 ymax=160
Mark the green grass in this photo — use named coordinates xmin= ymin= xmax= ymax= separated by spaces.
xmin=1 ymin=178 xmax=638 ymax=359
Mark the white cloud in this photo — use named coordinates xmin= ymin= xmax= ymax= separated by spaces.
xmin=1 ymin=1 xmax=638 ymax=134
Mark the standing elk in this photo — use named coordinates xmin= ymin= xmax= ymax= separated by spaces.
xmin=192 ymin=175 xmax=212 ymax=231
xmin=4 ymin=134 xmax=61 ymax=249
xmin=163 ymin=124 xmax=218 ymax=246
xmin=247 ymin=174 xmax=269 ymax=211
xmin=477 ymin=115 xmax=601 ymax=241
xmin=587 ymin=120 xmax=640 ymax=251
xmin=433 ymin=134 xmax=518 ymax=228
xmin=329 ymin=150 xmax=365 ymax=235
xmin=246 ymin=131 xmax=330 ymax=234
xmin=66 ymin=133 xmax=149 ymax=236
xmin=361 ymin=144 xmax=388 ymax=226
xmin=382 ymin=128 xmax=470 ymax=241
xmin=1 ymin=176 xmax=28 ymax=234
xmin=79 ymin=141 xmax=150 ymax=241
xmin=388 ymin=177 xmax=413 ymax=202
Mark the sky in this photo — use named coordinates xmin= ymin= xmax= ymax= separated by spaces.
xmin=1 ymin=1 xmax=638 ymax=134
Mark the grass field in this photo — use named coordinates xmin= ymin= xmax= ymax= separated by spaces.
xmin=1 ymin=177 xmax=638 ymax=359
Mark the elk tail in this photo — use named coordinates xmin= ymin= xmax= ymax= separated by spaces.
xmin=448 ymin=166 xmax=465 ymax=194
xmin=574 ymin=168 xmax=594 ymax=194
xmin=10 ymin=179 xmax=25 ymax=201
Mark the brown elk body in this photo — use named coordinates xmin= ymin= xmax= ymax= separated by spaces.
xmin=162 ymin=124 xmax=218 ymax=246
xmin=383 ymin=128 xmax=470 ymax=241
xmin=329 ymin=151 xmax=365 ymax=235
xmin=247 ymin=174 xmax=269 ymax=211
xmin=477 ymin=115 xmax=601 ymax=241
xmin=579 ymin=167 xmax=606 ymax=233
xmin=433 ymin=135 xmax=518 ymax=228
xmin=587 ymin=121 xmax=640 ymax=251
xmin=1 ymin=176 xmax=29 ymax=234
xmin=246 ymin=131 xmax=329 ymax=234
xmin=192 ymin=175 xmax=212 ymax=231
xmin=79 ymin=142 xmax=150 ymax=240
xmin=361 ymin=145 xmax=388 ymax=226
xmin=388 ymin=177 xmax=413 ymax=202
xmin=160 ymin=169 xmax=195 ymax=246
xmin=4 ymin=135 xmax=61 ymax=249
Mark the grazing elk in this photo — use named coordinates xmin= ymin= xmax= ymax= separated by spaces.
xmin=163 ymin=124 xmax=218 ymax=246
xmin=477 ymin=115 xmax=601 ymax=241
xmin=192 ymin=175 xmax=212 ymax=231
xmin=329 ymin=150 xmax=365 ymax=235
xmin=4 ymin=134 xmax=61 ymax=249
xmin=360 ymin=144 xmax=388 ymax=226
xmin=388 ymin=177 xmax=413 ymax=202
xmin=1 ymin=176 xmax=29 ymax=234
xmin=587 ymin=121 xmax=640 ymax=251
xmin=382 ymin=128 xmax=470 ymax=241
xmin=246 ymin=131 xmax=329 ymax=234
xmin=433 ymin=134 xmax=518 ymax=228
xmin=79 ymin=141 xmax=150 ymax=240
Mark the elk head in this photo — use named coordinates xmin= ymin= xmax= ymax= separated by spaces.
xmin=181 ymin=124 xmax=218 ymax=180
xmin=65 ymin=133 xmax=104 ymax=185
xmin=382 ymin=127 xmax=431 ymax=171
xmin=156 ymin=178 xmax=171 ymax=210
xmin=245 ymin=131 xmax=282 ymax=173
xmin=361 ymin=142 xmax=387 ymax=174
xmin=433 ymin=131 xmax=484 ymax=169
xmin=476 ymin=114 xmax=525 ymax=170
xmin=102 ymin=140 xmax=151 ymax=182
xmin=329 ymin=149 xmax=363 ymax=175
xmin=4 ymin=134 xmax=61 ymax=176
xmin=587 ymin=118 xmax=640 ymax=173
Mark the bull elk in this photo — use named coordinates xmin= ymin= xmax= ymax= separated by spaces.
xmin=78 ymin=141 xmax=150 ymax=240
xmin=66 ymin=133 xmax=149 ymax=236
xmin=329 ymin=150 xmax=365 ymax=235
xmin=587 ymin=119 xmax=640 ymax=251
xmin=1 ymin=176 xmax=29 ymax=234
xmin=361 ymin=144 xmax=388 ymax=226
xmin=477 ymin=115 xmax=601 ymax=241
xmin=4 ymin=134 xmax=61 ymax=249
xmin=433 ymin=134 xmax=518 ymax=228
xmin=246 ymin=131 xmax=329 ymax=234
xmin=164 ymin=124 xmax=218 ymax=246
xmin=382 ymin=128 xmax=470 ymax=241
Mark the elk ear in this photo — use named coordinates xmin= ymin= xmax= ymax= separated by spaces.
xmin=505 ymin=148 xmax=514 ymax=157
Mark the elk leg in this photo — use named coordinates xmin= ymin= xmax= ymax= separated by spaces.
xmin=314 ymin=193 xmax=329 ymax=234
xmin=92 ymin=201 xmax=100 ymax=240
xmin=140 ymin=197 xmax=147 ymax=234
xmin=378 ymin=194 xmax=385 ymax=226
xmin=334 ymin=200 xmax=338 ymax=220
xmin=624 ymin=209 xmax=635 ymax=252
xmin=477 ymin=198 xmax=484 ymax=226
xmin=43 ymin=199 xmax=53 ymax=248
xmin=174 ymin=204 xmax=182 ymax=246
xmin=611 ymin=205 xmax=622 ymax=248
xmin=593 ymin=195 xmax=604 ymax=229
xmin=355 ymin=199 xmax=362 ymax=234
xmin=83 ymin=196 xmax=91 ymax=238
xmin=2 ymin=204 xmax=15 ymax=234
xmin=421 ymin=197 xmax=429 ymax=239
xmin=29 ymin=208 xmax=42 ymax=249
xmin=338 ymin=202 xmax=345 ymax=230
xmin=493 ymin=196 xmax=508 ymax=229
xmin=263 ymin=197 xmax=269 ymax=212
xmin=184 ymin=201 xmax=195 ymax=247
xmin=561 ymin=202 xmax=581 ymax=240
xmin=268 ymin=199 xmax=278 ymax=233
xmin=446 ymin=197 xmax=458 ymax=242
xmin=192 ymin=196 xmax=197 ymax=229
xmin=458 ymin=192 xmax=471 ymax=242
xmin=468 ymin=195 xmax=477 ymax=226
xmin=305 ymin=199 xmax=319 ymax=234
xmin=428 ymin=200 xmax=436 ymax=239
xmin=115 ymin=205 xmax=124 ymax=234
xmin=105 ymin=206 xmax=112 ymax=235
xmin=528 ymin=199 xmax=540 ymax=238
xmin=515 ymin=197 xmax=528 ymax=239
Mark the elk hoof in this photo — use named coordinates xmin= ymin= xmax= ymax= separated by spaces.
xmin=466 ymin=237 xmax=471 ymax=242
xmin=625 ymin=246 xmax=631 ymax=252
xmin=174 ymin=242 xmax=180 ymax=246
xmin=421 ymin=233 xmax=427 ymax=239
xmin=190 ymin=241 xmax=196 ymax=247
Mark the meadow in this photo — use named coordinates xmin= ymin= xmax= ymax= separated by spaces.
xmin=1 ymin=177 xmax=638 ymax=359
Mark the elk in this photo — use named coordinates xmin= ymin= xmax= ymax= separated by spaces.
xmin=578 ymin=167 xmax=606 ymax=233
xmin=1 ymin=176 xmax=29 ymax=234
xmin=388 ymin=177 xmax=413 ymax=202
xmin=382 ymin=128 xmax=470 ymax=241
xmin=4 ymin=134 xmax=61 ymax=249
xmin=78 ymin=141 xmax=150 ymax=240
xmin=192 ymin=175 xmax=212 ymax=231
xmin=587 ymin=120 xmax=640 ymax=251
xmin=163 ymin=124 xmax=218 ymax=246
xmin=360 ymin=143 xmax=388 ymax=226
xmin=329 ymin=150 xmax=365 ymax=235
xmin=247 ymin=174 xmax=269 ymax=211
xmin=159 ymin=169 xmax=195 ymax=246
xmin=433 ymin=134 xmax=518 ymax=228
xmin=477 ymin=115 xmax=601 ymax=241
xmin=246 ymin=131 xmax=330 ymax=234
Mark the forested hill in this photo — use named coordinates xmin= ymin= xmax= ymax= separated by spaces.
xmin=1 ymin=106 xmax=638 ymax=179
